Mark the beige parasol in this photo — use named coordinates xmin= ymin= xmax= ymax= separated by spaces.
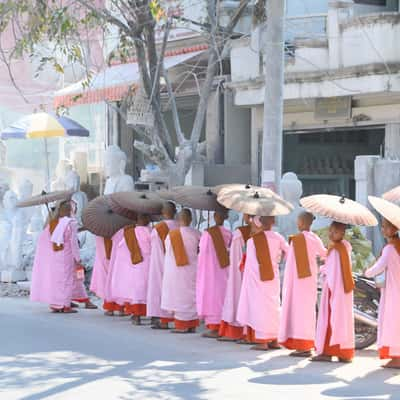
xmin=17 ymin=189 xmax=74 ymax=208
xmin=172 ymin=185 xmax=227 ymax=212
xmin=157 ymin=189 xmax=179 ymax=203
xmin=82 ymin=196 xmax=134 ymax=238
xmin=216 ymin=184 xmax=293 ymax=216
xmin=368 ymin=196 xmax=400 ymax=230
xmin=110 ymin=191 xmax=163 ymax=215
xmin=382 ymin=186 xmax=400 ymax=204
xmin=300 ymin=194 xmax=378 ymax=226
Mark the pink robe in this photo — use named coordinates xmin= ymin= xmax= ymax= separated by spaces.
xmin=196 ymin=226 xmax=232 ymax=326
xmin=30 ymin=219 xmax=80 ymax=309
xmin=146 ymin=219 xmax=179 ymax=319
xmin=221 ymin=229 xmax=247 ymax=327
xmin=366 ymin=243 xmax=400 ymax=358
xmin=237 ymin=231 xmax=289 ymax=341
xmin=104 ymin=229 xmax=125 ymax=306
xmin=90 ymin=236 xmax=112 ymax=299
xmin=315 ymin=240 xmax=355 ymax=356
xmin=108 ymin=226 xmax=152 ymax=306
xmin=161 ymin=227 xmax=201 ymax=321
xmin=279 ymin=231 xmax=326 ymax=349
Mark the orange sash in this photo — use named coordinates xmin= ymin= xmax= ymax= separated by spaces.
xmin=49 ymin=218 xmax=64 ymax=252
xmin=124 ymin=225 xmax=143 ymax=265
xmin=104 ymin=238 xmax=113 ymax=260
xmin=169 ymin=229 xmax=189 ymax=266
xmin=253 ymin=231 xmax=274 ymax=281
xmin=392 ymin=237 xmax=400 ymax=255
xmin=328 ymin=241 xmax=354 ymax=293
xmin=289 ymin=233 xmax=312 ymax=279
xmin=207 ymin=226 xmax=230 ymax=268
xmin=155 ymin=221 xmax=170 ymax=253
xmin=238 ymin=225 xmax=251 ymax=242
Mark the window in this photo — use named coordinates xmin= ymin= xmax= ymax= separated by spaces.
xmin=353 ymin=0 xmax=386 ymax=5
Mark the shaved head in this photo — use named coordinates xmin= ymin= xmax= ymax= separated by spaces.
xmin=297 ymin=211 xmax=315 ymax=232
xmin=178 ymin=208 xmax=192 ymax=227
xmin=162 ymin=201 xmax=176 ymax=219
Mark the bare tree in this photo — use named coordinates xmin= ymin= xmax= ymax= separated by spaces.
xmin=0 ymin=0 xmax=250 ymax=185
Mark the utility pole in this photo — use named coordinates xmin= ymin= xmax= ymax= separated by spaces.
xmin=261 ymin=0 xmax=285 ymax=193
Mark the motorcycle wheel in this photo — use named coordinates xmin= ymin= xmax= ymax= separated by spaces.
xmin=355 ymin=320 xmax=377 ymax=350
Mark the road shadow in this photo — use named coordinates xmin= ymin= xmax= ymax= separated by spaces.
xmin=321 ymin=369 xmax=400 ymax=399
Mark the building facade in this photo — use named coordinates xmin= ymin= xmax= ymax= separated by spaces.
xmin=209 ymin=0 xmax=400 ymax=200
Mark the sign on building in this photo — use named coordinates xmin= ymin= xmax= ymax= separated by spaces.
xmin=314 ymin=96 xmax=352 ymax=120
xmin=126 ymin=87 xmax=155 ymax=128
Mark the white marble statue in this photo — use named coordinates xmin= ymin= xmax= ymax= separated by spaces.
xmin=0 ymin=190 xmax=28 ymax=282
xmin=103 ymin=145 xmax=134 ymax=195
xmin=278 ymin=172 xmax=304 ymax=239
xmin=51 ymin=160 xmax=73 ymax=191
xmin=65 ymin=169 xmax=88 ymax=225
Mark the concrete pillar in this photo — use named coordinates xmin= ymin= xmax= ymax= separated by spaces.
xmin=328 ymin=1 xmax=354 ymax=69
xmin=251 ymin=107 xmax=262 ymax=185
xmin=385 ymin=122 xmax=400 ymax=159
xmin=224 ymin=91 xmax=251 ymax=166
xmin=354 ymin=155 xmax=379 ymax=242
xmin=206 ymin=90 xmax=224 ymax=164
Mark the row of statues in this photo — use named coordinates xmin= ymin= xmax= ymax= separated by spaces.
xmin=0 ymin=143 xmax=310 ymax=283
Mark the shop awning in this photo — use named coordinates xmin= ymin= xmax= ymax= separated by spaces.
xmin=54 ymin=47 xmax=206 ymax=108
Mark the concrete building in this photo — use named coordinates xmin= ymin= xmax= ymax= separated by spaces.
xmin=203 ymin=0 xmax=400 ymax=199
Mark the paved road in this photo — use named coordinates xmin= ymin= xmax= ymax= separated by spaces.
xmin=1 ymin=298 xmax=399 ymax=400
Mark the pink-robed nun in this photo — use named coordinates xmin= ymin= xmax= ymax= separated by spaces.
xmin=147 ymin=202 xmax=178 ymax=329
xmin=237 ymin=216 xmax=289 ymax=350
xmin=279 ymin=212 xmax=327 ymax=356
xmin=196 ymin=210 xmax=232 ymax=338
xmin=161 ymin=208 xmax=201 ymax=333
xmin=31 ymin=201 xmax=83 ymax=313
xmin=219 ymin=217 xmax=253 ymax=341
xmin=312 ymin=222 xmax=355 ymax=363
xmin=365 ymin=218 xmax=400 ymax=369
xmin=90 ymin=235 xmax=122 ymax=313
xmin=108 ymin=214 xmax=152 ymax=324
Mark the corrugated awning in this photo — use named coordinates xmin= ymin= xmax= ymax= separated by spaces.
xmin=54 ymin=49 xmax=205 ymax=108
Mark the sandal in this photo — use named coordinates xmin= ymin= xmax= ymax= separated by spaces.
xmin=311 ymin=354 xmax=332 ymax=362
xmin=251 ymin=344 xmax=270 ymax=351
xmin=151 ymin=321 xmax=170 ymax=330
xmin=236 ymin=339 xmax=257 ymax=345
xmin=268 ymin=341 xmax=281 ymax=350
xmin=85 ymin=301 xmax=98 ymax=310
xmin=131 ymin=316 xmax=142 ymax=325
xmin=338 ymin=358 xmax=353 ymax=364
xmin=290 ymin=350 xmax=313 ymax=358
xmin=171 ymin=328 xmax=196 ymax=334
xmin=201 ymin=330 xmax=219 ymax=339
xmin=218 ymin=336 xmax=240 ymax=342
xmin=61 ymin=307 xmax=78 ymax=314
xmin=70 ymin=302 xmax=79 ymax=308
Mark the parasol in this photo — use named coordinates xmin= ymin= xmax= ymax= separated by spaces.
xmin=1 ymin=112 xmax=89 ymax=189
xmin=300 ymin=194 xmax=378 ymax=226
xmin=157 ymin=189 xmax=179 ymax=203
xmin=216 ymin=184 xmax=293 ymax=216
xmin=110 ymin=191 xmax=163 ymax=215
xmin=108 ymin=196 xmax=138 ymax=220
xmin=82 ymin=196 xmax=134 ymax=238
xmin=17 ymin=189 xmax=74 ymax=208
xmin=368 ymin=196 xmax=400 ymax=230
xmin=382 ymin=186 xmax=400 ymax=204
xmin=171 ymin=185 xmax=227 ymax=212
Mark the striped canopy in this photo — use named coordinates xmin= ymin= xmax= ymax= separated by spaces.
xmin=1 ymin=112 xmax=89 ymax=140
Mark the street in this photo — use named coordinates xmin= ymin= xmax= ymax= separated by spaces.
xmin=1 ymin=298 xmax=399 ymax=400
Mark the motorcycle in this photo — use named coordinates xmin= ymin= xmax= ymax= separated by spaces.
xmin=353 ymin=274 xmax=379 ymax=350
